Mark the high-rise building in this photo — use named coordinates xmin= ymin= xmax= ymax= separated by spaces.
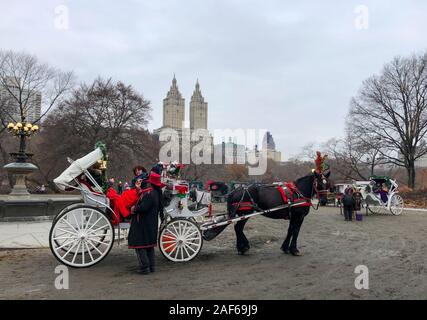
xmin=0 ymin=77 xmax=41 ymax=123
xmin=162 ymin=75 xmax=185 ymax=130
xmin=247 ymin=131 xmax=282 ymax=162
xmin=262 ymin=131 xmax=276 ymax=151
xmin=190 ymin=80 xmax=208 ymax=130
xmin=156 ymin=75 xmax=209 ymax=135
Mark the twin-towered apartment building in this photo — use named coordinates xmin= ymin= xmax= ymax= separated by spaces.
xmin=154 ymin=76 xmax=282 ymax=164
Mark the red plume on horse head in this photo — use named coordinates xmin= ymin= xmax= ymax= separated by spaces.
xmin=314 ymin=151 xmax=329 ymax=174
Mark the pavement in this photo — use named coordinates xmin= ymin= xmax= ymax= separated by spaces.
xmin=0 ymin=207 xmax=426 ymax=249
xmin=0 ymin=220 xmax=52 ymax=248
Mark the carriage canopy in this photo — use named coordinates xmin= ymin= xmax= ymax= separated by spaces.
xmin=53 ymin=148 xmax=104 ymax=190
xmin=369 ymin=176 xmax=393 ymax=188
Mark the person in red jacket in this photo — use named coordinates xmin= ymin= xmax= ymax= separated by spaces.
xmin=106 ymin=166 xmax=148 ymax=225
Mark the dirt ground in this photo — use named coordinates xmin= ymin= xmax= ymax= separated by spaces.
xmin=0 ymin=206 xmax=426 ymax=300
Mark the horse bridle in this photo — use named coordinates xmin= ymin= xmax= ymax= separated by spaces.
xmin=310 ymin=174 xmax=330 ymax=210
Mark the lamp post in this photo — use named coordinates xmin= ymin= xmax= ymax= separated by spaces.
xmin=3 ymin=120 xmax=39 ymax=195
xmin=6 ymin=121 xmax=39 ymax=162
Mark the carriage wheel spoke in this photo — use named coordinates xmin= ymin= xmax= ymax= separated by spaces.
xmin=81 ymin=241 xmax=85 ymax=265
xmin=86 ymin=237 xmax=110 ymax=246
xmin=72 ymin=212 xmax=82 ymax=231
xmin=177 ymin=221 xmax=182 ymax=237
xmin=184 ymin=243 xmax=197 ymax=253
xmin=71 ymin=241 xmax=81 ymax=264
xmin=166 ymin=227 xmax=179 ymax=238
xmin=175 ymin=245 xmax=180 ymax=259
xmin=56 ymin=227 xmax=77 ymax=236
xmin=87 ymin=224 xmax=110 ymax=235
xmin=182 ymin=224 xmax=195 ymax=238
xmin=81 ymin=210 xmax=85 ymax=231
xmin=168 ymin=242 xmax=178 ymax=257
xmin=87 ymin=239 xmax=103 ymax=255
xmin=163 ymin=242 xmax=177 ymax=251
xmin=61 ymin=240 xmax=79 ymax=259
xmin=172 ymin=224 xmax=180 ymax=237
xmin=85 ymin=241 xmax=94 ymax=262
xmin=179 ymin=246 xmax=184 ymax=260
xmin=185 ymin=241 xmax=200 ymax=248
xmin=62 ymin=218 xmax=79 ymax=234
xmin=87 ymin=232 xmax=108 ymax=238
xmin=84 ymin=210 xmax=95 ymax=232
xmin=56 ymin=238 xmax=76 ymax=251
xmin=182 ymin=244 xmax=190 ymax=258
xmin=85 ymin=216 xmax=103 ymax=233
xmin=53 ymin=235 xmax=75 ymax=241
xmin=184 ymin=230 xmax=199 ymax=239
xmin=185 ymin=237 xmax=200 ymax=241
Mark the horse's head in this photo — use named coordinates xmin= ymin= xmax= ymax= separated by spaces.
xmin=313 ymin=169 xmax=331 ymax=195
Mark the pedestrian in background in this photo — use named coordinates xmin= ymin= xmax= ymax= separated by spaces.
xmin=353 ymin=187 xmax=362 ymax=221
xmin=342 ymin=187 xmax=354 ymax=221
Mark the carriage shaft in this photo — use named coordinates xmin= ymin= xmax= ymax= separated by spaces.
xmin=200 ymin=201 xmax=309 ymax=231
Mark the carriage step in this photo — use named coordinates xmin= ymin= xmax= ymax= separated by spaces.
xmin=118 ymin=222 xmax=130 ymax=229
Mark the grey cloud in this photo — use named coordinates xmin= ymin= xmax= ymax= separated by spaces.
xmin=1 ymin=0 xmax=427 ymax=158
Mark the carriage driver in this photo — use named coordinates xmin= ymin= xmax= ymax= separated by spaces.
xmin=128 ymin=170 xmax=165 ymax=275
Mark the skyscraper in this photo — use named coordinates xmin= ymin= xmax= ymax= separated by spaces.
xmin=0 ymin=77 xmax=41 ymax=123
xmin=162 ymin=75 xmax=185 ymax=130
xmin=190 ymin=80 xmax=208 ymax=130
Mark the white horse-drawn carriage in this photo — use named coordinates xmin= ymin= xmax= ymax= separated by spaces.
xmin=353 ymin=176 xmax=404 ymax=215
xmin=49 ymin=148 xmax=215 ymax=268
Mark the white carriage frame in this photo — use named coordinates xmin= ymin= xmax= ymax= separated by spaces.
xmin=353 ymin=177 xmax=404 ymax=214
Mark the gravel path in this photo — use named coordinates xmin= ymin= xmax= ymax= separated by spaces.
xmin=0 ymin=207 xmax=426 ymax=299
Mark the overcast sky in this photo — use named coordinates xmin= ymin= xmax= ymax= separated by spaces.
xmin=1 ymin=0 xmax=427 ymax=159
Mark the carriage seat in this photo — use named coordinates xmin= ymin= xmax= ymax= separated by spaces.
xmin=80 ymin=183 xmax=109 ymax=208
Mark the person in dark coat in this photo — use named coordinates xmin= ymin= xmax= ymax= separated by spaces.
xmin=117 ymin=181 xmax=123 ymax=195
xmin=130 ymin=165 xmax=148 ymax=188
xmin=342 ymin=187 xmax=354 ymax=221
xmin=128 ymin=171 xmax=165 ymax=274
xmin=353 ymin=188 xmax=362 ymax=218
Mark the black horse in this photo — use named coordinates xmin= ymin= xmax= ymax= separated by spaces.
xmin=226 ymin=170 xmax=331 ymax=256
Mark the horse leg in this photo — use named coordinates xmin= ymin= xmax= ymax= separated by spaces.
xmin=289 ymin=214 xmax=305 ymax=256
xmin=234 ymin=219 xmax=250 ymax=255
xmin=281 ymin=220 xmax=294 ymax=254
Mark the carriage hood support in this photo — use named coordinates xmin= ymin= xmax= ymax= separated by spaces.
xmin=53 ymin=148 xmax=104 ymax=191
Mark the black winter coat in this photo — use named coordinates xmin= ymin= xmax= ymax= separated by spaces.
xmin=342 ymin=194 xmax=355 ymax=207
xmin=128 ymin=188 xmax=163 ymax=249
xmin=353 ymin=192 xmax=362 ymax=211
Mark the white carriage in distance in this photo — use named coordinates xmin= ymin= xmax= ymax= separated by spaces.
xmin=353 ymin=176 xmax=404 ymax=216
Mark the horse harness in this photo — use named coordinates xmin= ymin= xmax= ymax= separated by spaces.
xmin=230 ymin=182 xmax=313 ymax=218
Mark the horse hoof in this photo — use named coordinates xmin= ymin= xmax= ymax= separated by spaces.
xmin=291 ymin=250 xmax=302 ymax=256
xmin=238 ymin=247 xmax=249 ymax=255
xmin=281 ymin=247 xmax=290 ymax=254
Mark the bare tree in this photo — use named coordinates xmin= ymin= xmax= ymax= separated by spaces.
xmin=0 ymin=50 xmax=73 ymax=190
xmin=32 ymin=77 xmax=158 ymax=191
xmin=0 ymin=50 xmax=74 ymax=129
xmin=323 ymin=134 xmax=389 ymax=181
xmin=349 ymin=53 xmax=427 ymax=188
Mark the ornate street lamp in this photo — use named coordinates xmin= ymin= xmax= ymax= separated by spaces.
xmin=3 ymin=120 xmax=39 ymax=195
xmin=6 ymin=121 xmax=39 ymax=162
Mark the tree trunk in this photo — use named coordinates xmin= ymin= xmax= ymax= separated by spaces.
xmin=407 ymin=161 xmax=416 ymax=189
